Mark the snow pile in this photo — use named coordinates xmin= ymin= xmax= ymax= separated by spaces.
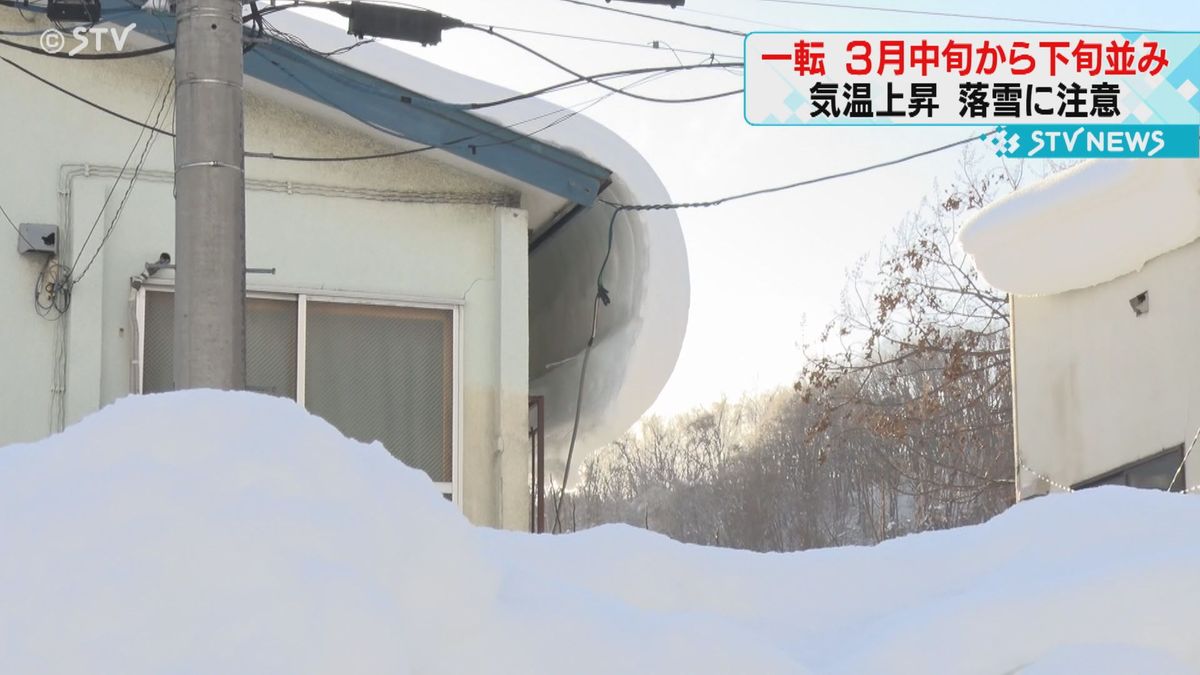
xmin=4 ymin=391 xmax=1200 ymax=674
xmin=959 ymin=158 xmax=1200 ymax=296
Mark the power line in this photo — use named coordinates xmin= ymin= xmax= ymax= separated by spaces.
xmin=557 ymin=0 xmax=745 ymax=37
xmin=257 ymin=19 xmax=744 ymax=110
xmin=472 ymin=62 xmax=682 ymax=151
xmin=604 ymin=129 xmax=997 ymax=211
xmin=678 ymin=6 xmax=795 ymax=30
xmin=468 ymin=26 xmax=741 ymax=105
xmin=750 ymin=0 xmax=1154 ymax=32
xmin=484 ymin=24 xmax=741 ymax=61
xmin=456 ymin=60 xmax=743 ymax=110
xmin=0 ymin=54 xmax=174 ymax=136
xmin=0 ymin=199 xmax=40 ymax=253
xmin=71 ymin=74 xmax=174 ymax=285
xmin=0 ymin=52 xmax=739 ymax=163
xmin=253 ymin=51 xmax=698 ymax=160
xmin=0 ymin=35 xmax=175 ymax=59
xmin=71 ymin=94 xmax=170 ymax=286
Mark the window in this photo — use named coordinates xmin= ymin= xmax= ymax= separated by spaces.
xmin=137 ymin=287 xmax=460 ymax=498
xmin=1075 ymin=444 xmax=1185 ymax=492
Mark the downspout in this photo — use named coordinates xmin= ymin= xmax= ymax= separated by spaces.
xmin=1008 ymin=293 xmax=1021 ymax=502
xmin=52 ymin=164 xmax=175 ymax=432
xmin=49 ymin=164 xmax=91 ymax=433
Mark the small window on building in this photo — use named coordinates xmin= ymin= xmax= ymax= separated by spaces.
xmin=139 ymin=288 xmax=458 ymax=499
xmin=304 ymin=301 xmax=454 ymax=487
xmin=1075 ymin=444 xmax=1185 ymax=492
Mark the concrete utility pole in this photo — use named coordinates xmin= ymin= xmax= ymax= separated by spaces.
xmin=172 ymin=0 xmax=247 ymax=390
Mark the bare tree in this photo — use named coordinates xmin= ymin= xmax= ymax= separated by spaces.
xmin=568 ymin=150 xmax=1030 ymax=550
xmin=796 ymin=149 xmax=1022 ymax=534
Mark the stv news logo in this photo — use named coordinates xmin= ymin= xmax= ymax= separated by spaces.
xmin=984 ymin=124 xmax=1196 ymax=159
xmin=40 ymin=24 xmax=137 ymax=57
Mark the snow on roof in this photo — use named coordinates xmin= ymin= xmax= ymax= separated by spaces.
xmin=959 ymin=159 xmax=1200 ymax=296
xmin=4 ymin=391 xmax=1200 ymax=674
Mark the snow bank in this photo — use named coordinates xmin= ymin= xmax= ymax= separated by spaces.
xmin=959 ymin=159 xmax=1200 ymax=296
xmin=4 ymin=391 xmax=1200 ymax=674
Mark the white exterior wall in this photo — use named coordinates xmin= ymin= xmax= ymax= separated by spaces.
xmin=1012 ymin=238 xmax=1200 ymax=497
xmin=0 ymin=42 xmax=530 ymax=528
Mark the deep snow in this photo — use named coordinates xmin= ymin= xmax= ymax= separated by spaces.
xmin=2 ymin=391 xmax=1198 ymax=674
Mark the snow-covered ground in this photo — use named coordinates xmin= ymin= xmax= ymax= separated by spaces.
xmin=2 ymin=391 xmax=1197 ymax=674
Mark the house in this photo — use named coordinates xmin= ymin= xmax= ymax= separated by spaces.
xmin=960 ymin=159 xmax=1200 ymax=499
xmin=0 ymin=8 xmax=689 ymax=530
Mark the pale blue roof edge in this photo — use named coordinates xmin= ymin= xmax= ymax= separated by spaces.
xmin=100 ymin=3 xmax=612 ymax=206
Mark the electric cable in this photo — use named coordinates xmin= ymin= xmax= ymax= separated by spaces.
xmin=604 ymin=130 xmax=996 ymax=211
xmin=469 ymin=61 xmax=680 ymax=152
xmin=1 ymin=52 xmax=742 ymax=163
xmin=0 ymin=54 xmax=174 ymax=136
xmin=0 ymin=34 xmax=174 ymax=58
xmin=556 ymin=0 xmax=745 ymax=37
xmin=70 ymin=75 xmax=173 ymax=287
xmin=252 ymin=51 xmax=693 ymax=160
xmin=484 ymin=24 xmax=740 ymax=61
xmin=453 ymin=59 xmax=743 ymax=110
xmin=0 ymin=199 xmax=40 ymax=253
xmin=69 ymin=72 xmax=173 ymax=281
xmin=252 ymin=15 xmax=744 ymax=110
xmin=467 ymin=26 xmax=742 ymax=105
xmin=679 ymin=6 xmax=795 ymax=30
xmin=749 ymin=0 xmax=1154 ymax=32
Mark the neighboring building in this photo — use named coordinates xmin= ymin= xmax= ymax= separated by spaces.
xmin=0 ymin=9 xmax=689 ymax=530
xmin=961 ymin=159 xmax=1200 ymax=499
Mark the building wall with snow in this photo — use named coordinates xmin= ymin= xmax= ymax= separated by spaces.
xmin=0 ymin=39 xmax=532 ymax=528
xmin=961 ymin=159 xmax=1200 ymax=497
xmin=1009 ymin=240 xmax=1200 ymax=496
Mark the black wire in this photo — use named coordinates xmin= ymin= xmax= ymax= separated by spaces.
xmin=456 ymin=60 xmax=743 ymax=110
xmin=557 ymin=0 xmax=745 ymax=37
xmin=0 ymin=51 xmax=744 ymax=163
xmin=0 ymin=35 xmax=175 ymax=59
xmin=250 ymin=17 xmax=743 ymax=110
xmin=0 ymin=48 xmax=473 ymax=163
xmin=678 ymin=6 xmax=793 ymax=30
xmin=243 ymin=0 xmax=265 ymax=54
xmin=485 ymin=24 xmax=740 ymax=61
xmin=71 ymin=75 xmax=173 ymax=276
xmin=0 ymin=199 xmax=41 ymax=252
xmin=250 ymin=52 xmax=676 ymax=161
xmin=462 ymin=64 xmax=679 ymax=152
xmin=750 ymin=0 xmax=1155 ymax=31
xmin=605 ymin=130 xmax=998 ymax=212
xmin=468 ymin=26 xmax=741 ymax=105
xmin=71 ymin=77 xmax=174 ymax=286
xmin=0 ymin=40 xmax=997 ymax=186
xmin=0 ymin=54 xmax=177 ymax=136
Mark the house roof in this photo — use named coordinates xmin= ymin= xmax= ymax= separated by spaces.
xmin=99 ymin=4 xmax=611 ymax=209
xmin=960 ymin=159 xmax=1200 ymax=297
xmin=102 ymin=7 xmax=690 ymax=476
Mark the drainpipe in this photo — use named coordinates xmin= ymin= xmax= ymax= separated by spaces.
xmin=1008 ymin=293 xmax=1021 ymax=502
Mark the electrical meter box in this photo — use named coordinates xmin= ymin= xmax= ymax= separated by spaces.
xmin=17 ymin=223 xmax=59 ymax=255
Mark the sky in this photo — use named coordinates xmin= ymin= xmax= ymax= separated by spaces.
xmin=311 ymin=0 xmax=1200 ymax=416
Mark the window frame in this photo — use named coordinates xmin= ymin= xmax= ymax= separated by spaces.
xmin=134 ymin=282 xmax=464 ymax=503
xmin=1073 ymin=444 xmax=1186 ymax=492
